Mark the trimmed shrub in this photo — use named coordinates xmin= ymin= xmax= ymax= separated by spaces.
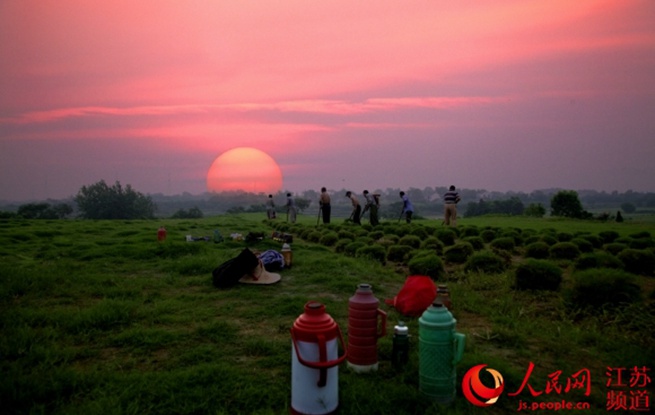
xmin=569 ymin=268 xmax=641 ymax=309
xmin=434 ymin=228 xmax=457 ymax=246
xmin=356 ymin=245 xmax=386 ymax=265
xmin=393 ymin=226 xmax=411 ymax=237
xmin=344 ymin=241 xmax=366 ymax=257
xmin=464 ymin=251 xmax=507 ymax=274
xmin=598 ymin=230 xmax=620 ymax=244
xmin=463 ymin=236 xmax=485 ymax=251
xmin=335 ymin=238 xmax=353 ymax=253
xmin=408 ymin=253 xmax=445 ymax=280
xmin=480 ymin=229 xmax=497 ymax=243
xmin=524 ymin=242 xmax=550 ymax=259
xmin=399 ymin=235 xmax=422 ymax=249
xmin=490 ymin=237 xmax=515 ymax=252
xmin=629 ymin=238 xmax=654 ymax=250
xmin=383 ymin=234 xmax=399 ymax=244
xmin=575 ymin=252 xmax=624 ymax=271
xmin=603 ymin=242 xmax=628 ymax=256
xmin=369 ymin=230 xmax=385 ymax=240
xmin=307 ymin=231 xmax=323 ymax=243
xmin=571 ymin=238 xmax=594 ymax=253
xmin=319 ymin=232 xmax=339 ymax=247
xmin=579 ymin=234 xmax=603 ymax=249
xmin=409 ymin=226 xmax=430 ymax=239
xmin=459 ymin=226 xmax=480 ymax=237
xmin=540 ymin=235 xmax=558 ymax=246
xmin=387 ymin=245 xmax=414 ymax=263
xmin=421 ymin=236 xmax=444 ymax=254
xmin=629 ymin=231 xmax=651 ymax=239
xmin=617 ymin=249 xmax=655 ymax=276
xmin=500 ymin=230 xmax=523 ymax=246
xmin=557 ymin=232 xmax=573 ymax=242
xmin=549 ymin=242 xmax=581 ymax=260
xmin=615 ymin=237 xmax=633 ymax=245
xmin=524 ymin=235 xmax=541 ymax=246
xmin=337 ymin=230 xmax=356 ymax=240
xmin=514 ymin=259 xmax=563 ymax=291
xmin=444 ymin=242 xmax=474 ymax=263
xmin=376 ymin=238 xmax=396 ymax=249
xmin=522 ymin=228 xmax=538 ymax=238
xmin=356 ymin=236 xmax=375 ymax=246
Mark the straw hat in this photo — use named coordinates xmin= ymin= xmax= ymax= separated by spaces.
xmin=239 ymin=259 xmax=281 ymax=285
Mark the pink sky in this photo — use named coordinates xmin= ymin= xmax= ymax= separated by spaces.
xmin=1 ymin=0 xmax=654 ymax=201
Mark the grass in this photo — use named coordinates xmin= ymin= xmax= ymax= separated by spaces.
xmin=1 ymin=213 xmax=654 ymax=414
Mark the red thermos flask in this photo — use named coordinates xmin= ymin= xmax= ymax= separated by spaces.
xmin=347 ymin=283 xmax=387 ymax=373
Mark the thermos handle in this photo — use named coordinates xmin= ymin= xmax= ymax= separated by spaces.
xmin=377 ymin=308 xmax=387 ymax=338
xmin=317 ymin=334 xmax=328 ymax=387
xmin=290 ymin=327 xmax=348 ymax=372
xmin=453 ymin=332 xmax=466 ymax=365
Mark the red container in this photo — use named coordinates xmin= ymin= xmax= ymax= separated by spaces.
xmin=157 ymin=226 xmax=167 ymax=242
xmin=290 ymin=302 xmax=346 ymax=415
xmin=347 ymin=284 xmax=387 ymax=373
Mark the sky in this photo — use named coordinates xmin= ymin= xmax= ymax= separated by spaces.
xmin=1 ymin=0 xmax=654 ymax=202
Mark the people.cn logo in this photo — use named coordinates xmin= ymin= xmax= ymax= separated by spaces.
xmin=462 ymin=364 xmax=505 ymax=407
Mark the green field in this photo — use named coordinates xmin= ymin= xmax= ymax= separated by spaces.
xmin=1 ymin=214 xmax=654 ymax=414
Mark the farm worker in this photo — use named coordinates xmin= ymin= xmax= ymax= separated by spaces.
xmin=286 ymin=193 xmax=297 ymax=223
xmin=400 ymin=191 xmax=414 ymax=223
xmin=346 ymin=191 xmax=361 ymax=225
xmin=443 ymin=185 xmax=461 ymax=226
xmin=266 ymin=194 xmax=276 ymax=219
xmin=362 ymin=190 xmax=380 ymax=226
xmin=319 ymin=187 xmax=331 ymax=224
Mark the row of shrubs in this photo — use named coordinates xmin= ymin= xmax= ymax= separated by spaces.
xmin=265 ymin=220 xmax=654 ymax=310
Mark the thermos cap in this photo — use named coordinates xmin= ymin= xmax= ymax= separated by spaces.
xmin=394 ymin=324 xmax=409 ymax=335
xmin=282 ymin=243 xmax=291 ymax=251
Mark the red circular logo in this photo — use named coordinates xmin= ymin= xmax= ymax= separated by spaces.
xmin=462 ymin=364 xmax=505 ymax=407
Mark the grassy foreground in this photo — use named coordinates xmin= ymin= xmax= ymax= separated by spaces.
xmin=1 ymin=214 xmax=654 ymax=415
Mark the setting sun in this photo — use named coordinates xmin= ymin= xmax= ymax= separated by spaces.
xmin=206 ymin=147 xmax=283 ymax=194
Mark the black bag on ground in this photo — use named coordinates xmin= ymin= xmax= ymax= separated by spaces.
xmin=212 ymin=248 xmax=259 ymax=288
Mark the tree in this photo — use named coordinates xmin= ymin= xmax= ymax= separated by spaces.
xmin=524 ymin=203 xmax=546 ymax=218
xmin=17 ymin=202 xmax=73 ymax=219
xmin=550 ymin=190 xmax=590 ymax=219
xmin=75 ymin=180 xmax=156 ymax=219
xmin=620 ymin=202 xmax=636 ymax=214
xmin=17 ymin=203 xmax=54 ymax=219
xmin=171 ymin=206 xmax=203 ymax=219
xmin=295 ymin=198 xmax=311 ymax=213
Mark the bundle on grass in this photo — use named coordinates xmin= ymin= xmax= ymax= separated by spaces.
xmin=212 ymin=248 xmax=281 ymax=287
xmin=385 ymin=275 xmax=437 ymax=317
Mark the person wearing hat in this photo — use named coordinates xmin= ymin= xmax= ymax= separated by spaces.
xmin=345 ymin=191 xmax=361 ymax=225
xmin=286 ymin=193 xmax=297 ymax=223
xmin=362 ymin=190 xmax=380 ymax=226
xmin=319 ymin=187 xmax=331 ymax=224
xmin=399 ymin=191 xmax=414 ymax=224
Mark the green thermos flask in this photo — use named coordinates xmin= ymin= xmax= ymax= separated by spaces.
xmin=418 ymin=299 xmax=465 ymax=404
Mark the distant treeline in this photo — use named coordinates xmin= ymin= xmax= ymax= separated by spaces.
xmin=147 ymin=187 xmax=655 ymax=218
xmin=2 ymin=187 xmax=654 ymax=219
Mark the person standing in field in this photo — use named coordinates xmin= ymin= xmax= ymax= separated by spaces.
xmin=362 ymin=190 xmax=380 ymax=226
xmin=286 ymin=193 xmax=297 ymax=223
xmin=319 ymin=187 xmax=331 ymax=224
xmin=266 ymin=194 xmax=276 ymax=219
xmin=443 ymin=185 xmax=461 ymax=226
xmin=399 ymin=191 xmax=414 ymax=223
xmin=346 ymin=191 xmax=361 ymax=225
